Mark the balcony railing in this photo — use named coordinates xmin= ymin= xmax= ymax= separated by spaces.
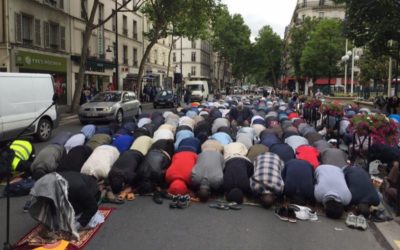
xmin=296 ymin=1 xmax=344 ymax=10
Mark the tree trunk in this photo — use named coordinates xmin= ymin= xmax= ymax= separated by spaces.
xmin=136 ymin=39 xmax=157 ymax=98
xmin=216 ymin=55 xmax=222 ymax=91
xmin=166 ymin=38 xmax=179 ymax=79
xmin=221 ymin=59 xmax=227 ymax=90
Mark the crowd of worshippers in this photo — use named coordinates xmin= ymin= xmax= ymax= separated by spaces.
xmin=6 ymin=96 xmax=400 ymax=234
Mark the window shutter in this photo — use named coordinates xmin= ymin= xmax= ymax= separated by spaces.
xmin=44 ymin=21 xmax=50 ymax=48
xmin=34 ymin=19 xmax=41 ymax=46
xmin=60 ymin=26 xmax=65 ymax=50
xmin=15 ymin=13 xmax=22 ymax=43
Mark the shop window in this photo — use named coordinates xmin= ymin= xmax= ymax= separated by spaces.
xmin=34 ymin=19 xmax=41 ymax=46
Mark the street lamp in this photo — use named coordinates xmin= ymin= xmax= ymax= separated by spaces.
xmin=341 ymin=49 xmax=359 ymax=96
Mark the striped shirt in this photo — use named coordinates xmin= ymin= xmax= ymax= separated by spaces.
xmin=250 ymin=152 xmax=284 ymax=195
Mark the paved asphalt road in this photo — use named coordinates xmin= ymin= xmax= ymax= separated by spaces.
xmin=0 ymin=103 xmax=393 ymax=250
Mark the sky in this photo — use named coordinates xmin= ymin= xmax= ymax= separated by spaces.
xmin=221 ymin=0 xmax=298 ymax=41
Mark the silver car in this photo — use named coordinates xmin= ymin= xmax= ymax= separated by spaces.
xmin=79 ymin=91 xmax=142 ymax=124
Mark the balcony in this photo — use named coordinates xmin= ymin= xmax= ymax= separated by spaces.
xmin=296 ymin=1 xmax=344 ymax=11
xmin=123 ymin=29 xmax=128 ymax=36
xmin=133 ymin=33 xmax=138 ymax=40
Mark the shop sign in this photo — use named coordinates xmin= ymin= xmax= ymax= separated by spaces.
xmin=16 ymin=51 xmax=67 ymax=72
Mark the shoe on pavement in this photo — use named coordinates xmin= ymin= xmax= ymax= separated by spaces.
xmin=169 ymin=195 xmax=179 ymax=209
xmin=23 ymin=200 xmax=32 ymax=213
xmin=345 ymin=213 xmax=357 ymax=228
xmin=153 ymin=191 xmax=163 ymax=205
xmin=287 ymin=207 xmax=297 ymax=223
xmin=356 ymin=215 xmax=368 ymax=230
xmin=275 ymin=207 xmax=288 ymax=221
xmin=289 ymin=204 xmax=318 ymax=221
xmin=308 ymin=210 xmax=318 ymax=221
xmin=177 ymin=195 xmax=190 ymax=209
xmin=370 ymin=209 xmax=393 ymax=223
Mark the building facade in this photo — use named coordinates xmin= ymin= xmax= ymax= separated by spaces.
xmin=282 ymin=0 xmax=348 ymax=92
xmin=0 ymin=0 xmax=176 ymax=108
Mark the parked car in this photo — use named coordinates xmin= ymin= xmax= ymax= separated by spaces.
xmin=0 ymin=73 xmax=58 ymax=142
xmin=79 ymin=91 xmax=141 ymax=124
xmin=153 ymin=90 xmax=178 ymax=108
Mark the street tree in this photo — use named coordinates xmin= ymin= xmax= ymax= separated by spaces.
xmin=211 ymin=6 xmax=251 ymax=89
xmin=71 ymin=0 xmax=142 ymax=112
xmin=334 ymin=0 xmax=400 ymax=61
xmin=288 ymin=17 xmax=318 ymax=82
xmin=358 ymin=49 xmax=390 ymax=90
xmin=301 ymin=19 xmax=345 ymax=89
xmin=136 ymin=0 xmax=218 ymax=95
xmin=252 ymin=25 xmax=282 ymax=87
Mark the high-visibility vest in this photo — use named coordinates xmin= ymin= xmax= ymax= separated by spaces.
xmin=9 ymin=140 xmax=33 ymax=171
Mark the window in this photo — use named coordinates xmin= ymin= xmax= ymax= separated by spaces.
xmin=123 ymin=15 xmax=127 ymax=36
xmin=133 ymin=20 xmax=138 ymax=39
xmin=44 ymin=0 xmax=57 ymax=7
xmin=112 ymin=10 xmax=116 ymax=31
xmin=21 ymin=14 xmax=34 ymax=44
xmin=15 ymin=13 xmax=22 ymax=42
xmin=319 ymin=12 xmax=324 ymax=18
xmin=154 ymin=50 xmax=158 ymax=64
xmin=113 ymin=42 xmax=117 ymax=61
xmin=172 ymin=52 xmax=176 ymax=63
xmin=123 ymin=45 xmax=128 ymax=64
xmin=303 ymin=0 xmax=307 ymax=7
xmin=34 ymin=19 xmax=41 ymax=46
xmin=59 ymin=0 xmax=64 ymax=9
xmin=173 ymin=42 xmax=176 ymax=49
xmin=81 ymin=0 xmax=87 ymax=19
xmin=49 ymin=22 xmax=59 ymax=49
xmin=319 ymin=0 xmax=325 ymax=6
xmin=60 ymin=26 xmax=65 ymax=50
xmin=191 ymin=66 xmax=196 ymax=76
xmin=133 ymin=48 xmax=138 ymax=66
xmin=191 ymin=40 xmax=196 ymax=49
xmin=44 ymin=22 xmax=50 ymax=47
xmin=191 ymin=52 xmax=196 ymax=62
xmin=162 ymin=52 xmax=166 ymax=66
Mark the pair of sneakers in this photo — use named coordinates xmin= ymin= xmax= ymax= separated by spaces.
xmin=275 ymin=206 xmax=297 ymax=223
xmin=289 ymin=204 xmax=318 ymax=221
xmin=346 ymin=213 xmax=368 ymax=230
xmin=170 ymin=195 xmax=190 ymax=209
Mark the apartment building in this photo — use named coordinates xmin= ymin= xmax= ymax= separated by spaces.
xmin=282 ymin=0 xmax=347 ymax=92
xmin=0 ymin=0 xmax=175 ymax=107
xmin=172 ymin=37 xmax=213 ymax=84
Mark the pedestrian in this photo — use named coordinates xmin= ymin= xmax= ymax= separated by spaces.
xmin=314 ymin=164 xmax=352 ymax=219
xmin=250 ymin=152 xmax=284 ymax=208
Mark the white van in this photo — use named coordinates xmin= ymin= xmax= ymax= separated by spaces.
xmin=0 ymin=73 xmax=58 ymax=142
xmin=184 ymin=80 xmax=209 ymax=102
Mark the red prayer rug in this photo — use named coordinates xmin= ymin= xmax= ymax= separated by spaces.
xmin=13 ymin=207 xmax=113 ymax=250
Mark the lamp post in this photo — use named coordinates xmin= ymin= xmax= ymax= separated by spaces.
xmin=341 ymin=48 xmax=359 ymax=97
xmin=114 ymin=0 xmax=119 ymax=90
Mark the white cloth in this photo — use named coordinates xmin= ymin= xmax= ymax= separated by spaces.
xmin=152 ymin=129 xmax=174 ymax=142
xmin=76 ymin=210 xmax=105 ymax=229
xmin=285 ymin=135 xmax=309 ymax=153
xmin=138 ymin=118 xmax=152 ymax=128
xmin=81 ymin=145 xmax=120 ymax=180
xmin=64 ymin=133 xmax=86 ymax=153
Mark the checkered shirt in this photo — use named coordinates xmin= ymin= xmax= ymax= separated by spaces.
xmin=250 ymin=152 xmax=284 ymax=195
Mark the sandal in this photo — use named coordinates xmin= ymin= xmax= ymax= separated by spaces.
xmin=126 ymin=192 xmax=135 ymax=201
xmin=118 ymin=191 xmax=128 ymax=201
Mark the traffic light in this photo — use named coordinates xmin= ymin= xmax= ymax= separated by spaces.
xmin=174 ymin=73 xmax=182 ymax=84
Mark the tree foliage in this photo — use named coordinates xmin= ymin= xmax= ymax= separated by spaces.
xmin=288 ymin=17 xmax=318 ymax=79
xmin=335 ymin=0 xmax=400 ymax=61
xmin=251 ymin=25 xmax=282 ymax=86
xmin=301 ymin=19 xmax=345 ymax=83
xmin=358 ymin=49 xmax=390 ymax=86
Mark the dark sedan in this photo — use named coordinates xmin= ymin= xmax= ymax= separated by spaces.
xmin=153 ymin=90 xmax=178 ymax=108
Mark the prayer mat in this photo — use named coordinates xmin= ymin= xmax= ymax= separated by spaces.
xmin=13 ymin=207 xmax=113 ymax=250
